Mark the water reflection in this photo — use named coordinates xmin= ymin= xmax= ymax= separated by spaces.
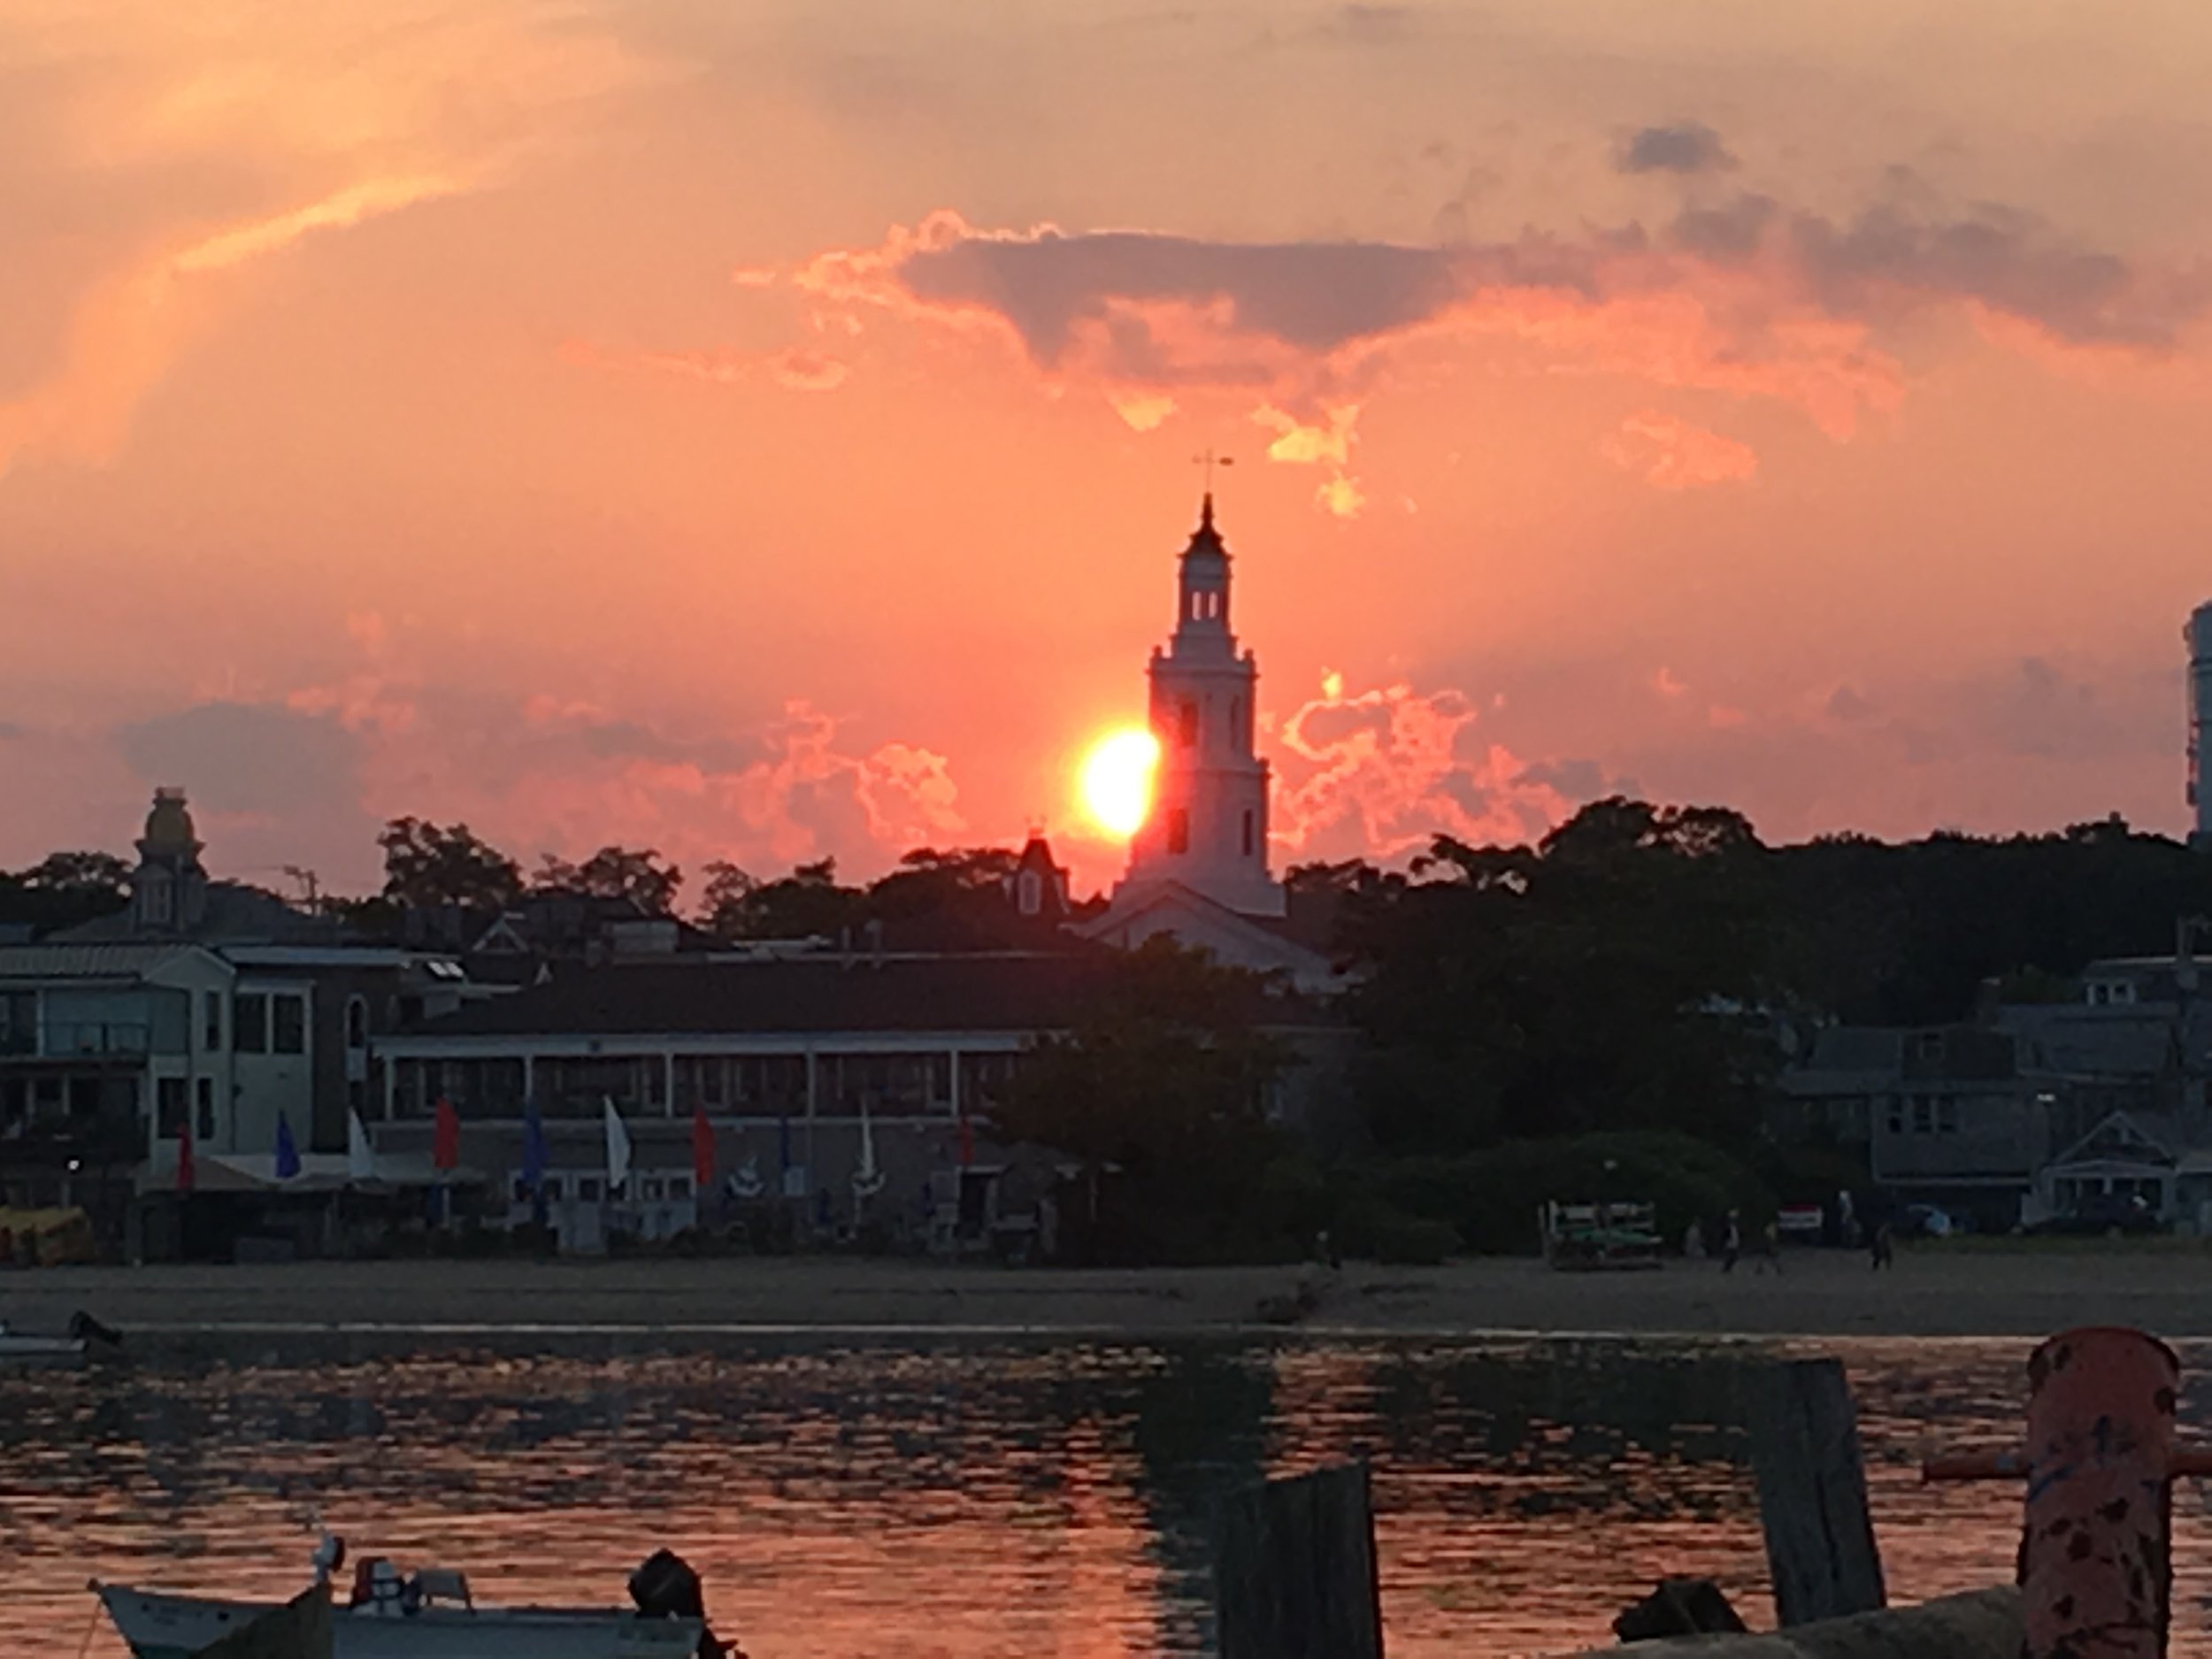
xmin=2 ymin=1333 xmax=2206 ymax=1657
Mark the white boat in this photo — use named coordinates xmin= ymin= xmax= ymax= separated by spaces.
xmin=0 ymin=1323 xmax=89 ymax=1369
xmin=0 ymin=1311 xmax=123 ymax=1371
xmin=97 ymin=1545 xmax=721 ymax=1659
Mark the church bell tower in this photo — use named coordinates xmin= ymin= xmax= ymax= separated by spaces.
xmin=1118 ymin=495 xmax=1284 ymax=918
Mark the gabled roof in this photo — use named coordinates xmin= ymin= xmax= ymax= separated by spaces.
xmin=1075 ymin=879 xmax=1335 ymax=977
xmin=396 ymin=947 xmax=1332 ymax=1043
xmin=1994 ymin=1005 xmax=2177 ymax=1076
xmin=2047 ymin=1110 xmax=2176 ymax=1170
xmin=0 ymin=943 xmax=226 ymax=981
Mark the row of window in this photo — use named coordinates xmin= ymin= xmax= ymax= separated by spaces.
xmin=1886 ymin=1094 xmax=1962 ymax=1135
xmin=511 ymin=1172 xmax=695 ymax=1205
xmin=390 ymin=1050 xmax=1026 ymax=1119
xmin=203 ymin=991 xmax=308 ymax=1056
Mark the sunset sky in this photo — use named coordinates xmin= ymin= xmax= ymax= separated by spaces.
xmin=6 ymin=0 xmax=2212 ymax=899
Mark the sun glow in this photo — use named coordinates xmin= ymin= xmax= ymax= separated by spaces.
xmin=1079 ymin=727 xmax=1160 ymax=839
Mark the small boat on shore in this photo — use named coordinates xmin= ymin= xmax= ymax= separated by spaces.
xmin=96 ymin=1540 xmax=731 ymax=1659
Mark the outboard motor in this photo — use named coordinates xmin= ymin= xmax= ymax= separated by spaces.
xmin=68 ymin=1310 xmax=123 ymax=1348
xmin=629 ymin=1549 xmax=736 ymax=1659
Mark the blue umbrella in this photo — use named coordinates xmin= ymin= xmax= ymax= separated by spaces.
xmin=273 ymin=1112 xmax=302 ymax=1180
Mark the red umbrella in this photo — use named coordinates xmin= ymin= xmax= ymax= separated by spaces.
xmin=432 ymin=1097 xmax=461 ymax=1171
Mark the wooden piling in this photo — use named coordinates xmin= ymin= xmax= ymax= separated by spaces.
xmin=1744 ymin=1358 xmax=1886 ymax=1627
xmin=1211 ymin=1460 xmax=1384 ymax=1659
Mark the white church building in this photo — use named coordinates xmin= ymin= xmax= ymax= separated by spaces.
xmin=1077 ymin=496 xmax=1338 ymax=993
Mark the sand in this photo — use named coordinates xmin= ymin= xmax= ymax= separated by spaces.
xmin=6 ymin=1243 xmax=2212 ymax=1344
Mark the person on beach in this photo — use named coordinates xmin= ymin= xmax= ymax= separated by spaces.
xmin=1719 ymin=1210 xmax=1741 ymax=1273
xmin=1870 ymin=1220 xmax=1894 ymax=1271
xmin=1752 ymin=1217 xmax=1783 ymax=1274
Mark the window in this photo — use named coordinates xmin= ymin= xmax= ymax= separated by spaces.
xmin=345 ymin=996 xmax=367 ymax=1049
xmin=141 ymin=873 xmax=173 ymax=926
xmin=1936 ymin=1099 xmax=1960 ymax=1134
xmin=1178 ymin=698 xmax=1199 ymax=748
xmin=1167 ymin=808 xmax=1190 ymax=855
xmin=641 ymin=1176 xmax=664 ymax=1201
xmin=512 ymin=1175 xmax=534 ymax=1203
xmin=577 ymin=1176 xmax=603 ymax=1202
xmin=203 ymin=991 xmax=222 ymax=1051
xmin=157 ymin=1076 xmax=188 ymax=1136
xmin=669 ymin=1176 xmax=694 ymax=1201
xmin=1229 ymin=697 xmax=1242 ymax=749
xmin=195 ymin=1078 xmax=215 ymax=1141
xmin=234 ymin=993 xmax=268 ymax=1054
xmin=272 ymin=995 xmax=306 ymax=1056
xmin=1241 ymin=810 xmax=1256 ymax=857
xmin=0 ymin=992 xmax=33 ymax=1056
xmin=1911 ymin=1096 xmax=1935 ymax=1134
xmin=542 ymin=1176 xmax=567 ymax=1202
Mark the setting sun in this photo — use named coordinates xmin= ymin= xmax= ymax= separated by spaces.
xmin=1079 ymin=727 xmax=1161 ymax=839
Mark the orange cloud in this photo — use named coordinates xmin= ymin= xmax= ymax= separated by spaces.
xmin=0 ymin=0 xmax=648 ymax=478
xmin=1272 ymin=675 xmax=1583 ymax=860
xmin=1602 ymin=411 xmax=1759 ymax=489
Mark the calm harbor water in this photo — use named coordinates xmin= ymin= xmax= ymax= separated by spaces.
xmin=6 ymin=1332 xmax=2212 ymax=1657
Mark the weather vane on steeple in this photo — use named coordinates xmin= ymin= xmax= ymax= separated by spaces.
xmin=1193 ymin=449 xmax=1234 ymax=495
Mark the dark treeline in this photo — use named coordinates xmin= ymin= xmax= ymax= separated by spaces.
xmin=1322 ymin=800 xmax=2212 ymax=1160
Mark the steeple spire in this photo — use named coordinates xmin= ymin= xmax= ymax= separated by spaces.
xmin=1199 ymin=491 xmax=1215 ymax=533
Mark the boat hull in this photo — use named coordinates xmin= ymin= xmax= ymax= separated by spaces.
xmin=0 ymin=1334 xmax=86 ymax=1370
xmin=99 ymin=1585 xmax=704 ymax=1659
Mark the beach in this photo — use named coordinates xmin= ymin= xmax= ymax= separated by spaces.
xmin=6 ymin=1243 xmax=2209 ymax=1340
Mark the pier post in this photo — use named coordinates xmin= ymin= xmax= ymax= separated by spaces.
xmin=1745 ymin=1357 xmax=1885 ymax=1626
xmin=1924 ymin=1325 xmax=2212 ymax=1659
xmin=1211 ymin=1460 xmax=1384 ymax=1659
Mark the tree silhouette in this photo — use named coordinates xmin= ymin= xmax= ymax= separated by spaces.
xmin=376 ymin=818 xmax=523 ymax=911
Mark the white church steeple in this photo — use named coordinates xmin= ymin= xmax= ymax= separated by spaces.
xmin=1118 ymin=494 xmax=1284 ymax=918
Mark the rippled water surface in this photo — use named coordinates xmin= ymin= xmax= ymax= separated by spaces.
xmin=8 ymin=1333 xmax=2212 ymax=1656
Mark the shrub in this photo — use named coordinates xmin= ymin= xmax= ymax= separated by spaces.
xmin=1348 ymin=1131 xmax=1772 ymax=1256
xmin=1333 ymin=1196 xmax=1457 ymax=1265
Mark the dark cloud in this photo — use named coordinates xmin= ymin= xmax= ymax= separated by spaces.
xmin=1663 ymin=192 xmax=2210 ymax=346
xmin=1617 ymin=122 xmax=1737 ymax=175
xmin=1316 ymin=4 xmax=1418 ymax=44
xmin=114 ymin=701 xmax=380 ymax=885
xmin=897 ymin=231 xmax=1471 ymax=361
xmin=1825 ymin=685 xmax=1876 ymax=723
xmin=1513 ymin=757 xmax=1609 ymax=797
xmin=117 ymin=702 xmax=362 ymax=818
xmin=1670 ymin=192 xmax=1778 ymax=260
